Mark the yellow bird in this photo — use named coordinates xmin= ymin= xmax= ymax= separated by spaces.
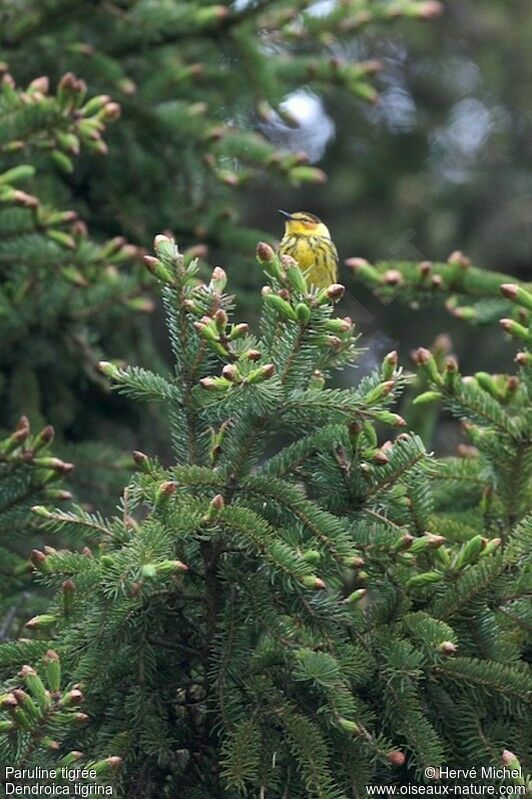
xmin=278 ymin=210 xmax=339 ymax=290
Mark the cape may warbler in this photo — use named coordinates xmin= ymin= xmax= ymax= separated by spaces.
xmin=278 ymin=210 xmax=338 ymax=289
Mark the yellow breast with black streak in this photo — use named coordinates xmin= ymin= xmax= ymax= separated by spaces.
xmin=278 ymin=211 xmax=338 ymax=290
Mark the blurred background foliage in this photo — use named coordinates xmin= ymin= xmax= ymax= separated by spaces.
xmin=1 ymin=0 xmax=530 ymax=474
xmin=250 ymin=0 xmax=532 ymax=379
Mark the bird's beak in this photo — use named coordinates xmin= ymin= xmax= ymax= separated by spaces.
xmin=278 ymin=209 xmax=293 ymax=220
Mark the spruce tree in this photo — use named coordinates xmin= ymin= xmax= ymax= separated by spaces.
xmin=0 ymin=417 xmax=71 ymax=641
xmin=0 ymin=0 xmax=452 ymax=655
xmin=0 ymin=0 xmax=443 ymax=265
xmin=345 ymin=253 xmax=532 ymax=326
xmin=0 ymin=69 xmax=154 ymax=433
xmin=0 ymin=68 xmax=165 ymax=512
xmin=0 ymin=237 xmax=529 ymax=798
xmin=0 ymin=0 xmax=446 ymax=510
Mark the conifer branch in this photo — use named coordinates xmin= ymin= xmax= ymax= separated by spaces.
xmin=1 ymin=232 xmax=529 ymax=793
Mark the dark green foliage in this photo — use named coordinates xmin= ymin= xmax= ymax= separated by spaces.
xmin=0 ymin=0 xmax=448 ymax=516
xmin=0 ymin=70 xmax=156 ymax=443
xmin=0 ymin=239 xmax=529 ymax=797
xmin=0 ymin=416 xmax=71 ymax=640
xmin=347 ymin=255 xmax=532 ymax=325
xmin=0 ymin=648 xmax=122 ymax=788
xmin=0 ymin=71 xmax=167 ymax=516
xmin=0 ymin=0 xmax=441 ymax=265
xmin=0 ymin=4 xmax=530 ymax=795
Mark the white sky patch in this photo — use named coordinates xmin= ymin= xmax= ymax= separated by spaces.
xmin=260 ymin=90 xmax=335 ymax=163
xmin=446 ymin=98 xmax=493 ymax=153
xmin=232 ymin=0 xmax=337 ymax=15
xmin=375 ymin=86 xmax=417 ymax=133
xmin=429 ymin=98 xmax=501 ymax=183
xmin=307 ymin=0 xmax=337 ymax=17
xmin=231 ymin=0 xmax=254 ymax=10
xmin=281 ymin=91 xmax=323 ymax=125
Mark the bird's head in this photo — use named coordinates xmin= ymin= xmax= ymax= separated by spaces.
xmin=278 ymin=210 xmax=331 ymax=239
